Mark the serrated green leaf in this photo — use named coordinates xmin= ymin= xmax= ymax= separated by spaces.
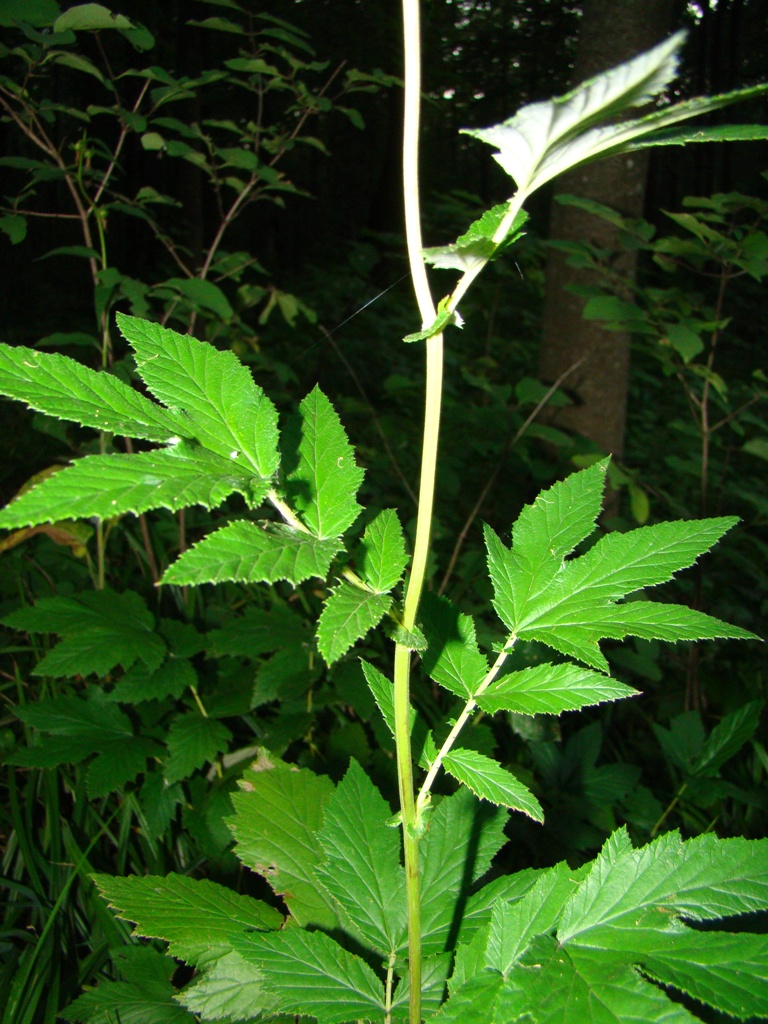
xmin=432 ymin=972 xmax=517 ymax=1024
xmin=420 ymin=592 xmax=489 ymax=699
xmin=359 ymin=508 xmax=408 ymax=592
xmin=316 ymin=583 xmax=392 ymax=664
xmin=315 ymin=759 xmax=407 ymax=955
xmin=484 ymin=460 xmax=607 ymax=632
xmin=477 ymin=662 xmax=637 ymax=716
xmin=62 ymin=979 xmax=195 ymax=1024
xmin=559 ymin=828 xmax=768 ymax=942
xmin=162 ymin=520 xmax=343 ymax=587
xmin=232 ymin=928 xmax=386 ymax=1024
xmin=487 ymin=464 xmax=756 ymax=671
xmin=228 ymin=762 xmax=338 ymax=929
xmin=92 ymin=873 xmax=282 ymax=965
xmin=0 ymin=445 xmax=266 ymax=529
xmin=485 ymin=862 xmax=581 ymax=974
xmin=164 ymin=713 xmax=232 ymax=784
xmin=177 ymin=949 xmax=278 ymax=1021
xmin=282 ymin=385 xmax=363 ymax=538
xmin=423 ymin=206 xmax=528 ymax=272
xmin=514 ymin=936 xmax=700 ymax=1024
xmin=361 ymin=658 xmax=406 ymax=738
xmin=641 ymin=123 xmax=768 ymax=147
xmin=459 ymin=867 xmax=549 ymax=952
xmin=3 ymin=590 xmax=166 ymax=675
xmin=462 ymin=31 xmax=768 ymax=206
xmin=419 ymin=787 xmax=507 ymax=955
xmin=116 ymin=313 xmax=279 ymax=479
xmin=442 ymin=747 xmax=543 ymax=821
xmin=575 ymin=922 xmax=768 ymax=1020
xmin=0 ymin=343 xmax=184 ymax=442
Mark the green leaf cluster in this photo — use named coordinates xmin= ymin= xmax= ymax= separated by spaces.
xmin=91 ymin=756 xmax=768 ymax=1023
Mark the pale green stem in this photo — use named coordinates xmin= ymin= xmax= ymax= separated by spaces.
xmin=416 ymin=643 xmax=514 ymax=814
xmin=397 ymin=1 xmax=438 ymax=1020
xmin=267 ymin=489 xmax=310 ymax=532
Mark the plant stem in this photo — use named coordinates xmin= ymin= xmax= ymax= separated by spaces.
xmin=398 ymin=1 xmax=438 ymax=1019
xmin=416 ymin=645 xmax=512 ymax=812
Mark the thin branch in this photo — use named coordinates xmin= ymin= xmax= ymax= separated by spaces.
xmin=438 ymin=357 xmax=585 ymax=595
xmin=320 ymin=325 xmax=417 ymax=505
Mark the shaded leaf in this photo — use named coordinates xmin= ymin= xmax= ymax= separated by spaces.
xmin=420 ymin=592 xmax=489 ymax=699
xmin=228 ymin=761 xmax=338 ymax=929
xmin=164 ymin=713 xmax=232 ymax=785
xmin=3 ymin=590 xmax=165 ymax=675
xmin=419 ymin=787 xmax=507 ymax=955
xmin=315 ymin=760 xmax=407 ymax=955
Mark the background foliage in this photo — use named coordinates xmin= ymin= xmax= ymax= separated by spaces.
xmin=0 ymin=1 xmax=766 ymax=1021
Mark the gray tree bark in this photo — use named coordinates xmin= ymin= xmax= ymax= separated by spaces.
xmin=538 ymin=0 xmax=672 ymax=458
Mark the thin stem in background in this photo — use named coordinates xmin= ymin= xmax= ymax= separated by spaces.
xmin=320 ymin=325 xmax=418 ymax=505
xmin=438 ymin=357 xmax=584 ymax=596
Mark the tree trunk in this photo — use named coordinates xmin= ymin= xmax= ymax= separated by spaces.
xmin=538 ymin=0 xmax=672 ymax=459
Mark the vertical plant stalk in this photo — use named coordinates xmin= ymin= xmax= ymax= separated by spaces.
xmin=397 ymin=1 xmax=439 ymax=1020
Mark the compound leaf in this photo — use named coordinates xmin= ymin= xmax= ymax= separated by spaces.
xmin=0 ymin=343 xmax=184 ymax=443
xmin=463 ymin=32 xmax=768 ymax=205
xmin=162 ymin=520 xmax=343 ymax=587
xmin=442 ymin=747 xmax=543 ymax=821
xmin=316 ymin=583 xmax=392 ymax=664
xmin=282 ymin=386 xmax=363 ymax=539
xmin=315 ymin=759 xmax=407 ymax=956
xmin=486 ymin=463 xmax=757 ymax=672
